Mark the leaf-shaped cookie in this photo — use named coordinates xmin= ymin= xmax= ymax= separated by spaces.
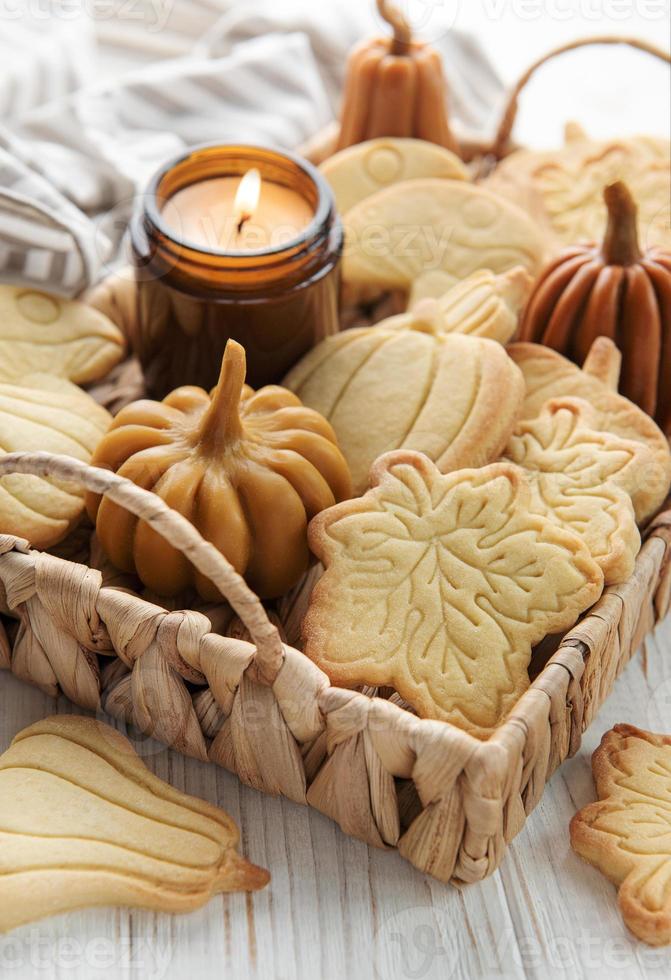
xmin=570 ymin=724 xmax=671 ymax=946
xmin=304 ymin=452 xmax=603 ymax=738
xmin=0 ymin=374 xmax=111 ymax=548
xmin=0 ymin=286 xmax=125 ymax=384
xmin=505 ymin=398 xmax=652 ymax=584
xmin=485 ymin=130 xmax=671 ymax=253
xmin=508 ymin=339 xmax=671 ymax=522
xmin=0 ymin=716 xmax=268 ymax=933
xmin=342 ymin=179 xmax=545 ymax=297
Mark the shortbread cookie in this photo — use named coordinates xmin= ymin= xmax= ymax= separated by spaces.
xmin=304 ymin=452 xmax=604 ymax=738
xmin=508 ymin=340 xmax=671 ymax=521
xmin=0 ymin=285 xmax=125 ymax=384
xmin=484 ymin=128 xmax=671 ymax=253
xmin=505 ymin=398 xmax=650 ymax=584
xmin=285 ymin=326 xmax=525 ymax=495
xmin=0 ymin=716 xmax=268 ymax=933
xmin=0 ymin=374 xmax=111 ymax=548
xmin=342 ymin=179 xmax=545 ymax=297
xmin=384 ymin=267 xmax=533 ymax=345
xmin=320 ymin=137 xmax=468 ymax=214
xmin=570 ymin=724 xmax=671 ymax=947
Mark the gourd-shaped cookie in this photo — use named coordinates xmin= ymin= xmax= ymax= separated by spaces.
xmin=387 ymin=267 xmax=533 ymax=344
xmin=0 ymin=373 xmax=111 ymax=548
xmin=0 ymin=285 xmax=124 ymax=384
xmin=571 ymin=724 xmax=671 ymax=946
xmin=342 ymin=179 xmax=545 ymax=298
xmin=505 ymin=398 xmax=651 ymax=584
xmin=0 ymin=716 xmax=268 ymax=933
xmin=284 ymin=324 xmax=525 ymax=495
xmin=508 ymin=339 xmax=671 ymax=521
xmin=304 ymin=452 xmax=603 ymax=738
xmin=88 ymin=340 xmax=352 ymax=600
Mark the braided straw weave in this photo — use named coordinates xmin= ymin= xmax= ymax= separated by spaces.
xmin=0 ymin=452 xmax=669 ymax=882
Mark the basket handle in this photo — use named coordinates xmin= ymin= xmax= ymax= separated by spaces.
xmin=489 ymin=36 xmax=671 ymax=161
xmin=0 ymin=452 xmax=284 ymax=682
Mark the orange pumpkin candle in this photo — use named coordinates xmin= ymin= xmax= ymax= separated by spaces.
xmin=87 ymin=339 xmax=352 ymax=601
xmin=521 ymin=181 xmax=671 ymax=436
xmin=336 ymin=0 xmax=459 ymax=154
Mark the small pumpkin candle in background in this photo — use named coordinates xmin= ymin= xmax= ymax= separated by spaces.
xmin=336 ymin=0 xmax=459 ymax=154
xmin=521 ymin=181 xmax=671 ymax=436
xmin=87 ymin=340 xmax=352 ymax=601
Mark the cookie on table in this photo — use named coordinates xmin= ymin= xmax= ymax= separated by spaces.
xmin=304 ymin=452 xmax=604 ymax=739
xmin=570 ymin=724 xmax=671 ymax=947
xmin=505 ymin=397 xmax=656 ymax=584
xmin=0 ymin=716 xmax=268 ymax=933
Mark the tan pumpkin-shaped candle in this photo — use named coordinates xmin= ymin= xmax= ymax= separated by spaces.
xmin=284 ymin=320 xmax=525 ymax=495
xmin=521 ymin=182 xmax=671 ymax=435
xmin=336 ymin=0 xmax=459 ymax=154
xmin=87 ymin=340 xmax=352 ymax=600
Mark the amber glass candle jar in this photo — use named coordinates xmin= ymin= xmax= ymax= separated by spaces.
xmin=130 ymin=144 xmax=343 ymax=396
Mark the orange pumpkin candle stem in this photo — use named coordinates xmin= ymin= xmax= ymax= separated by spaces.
xmin=198 ymin=340 xmax=246 ymax=449
xmin=602 ymin=182 xmax=642 ymax=267
xmin=376 ymin=0 xmax=412 ymax=56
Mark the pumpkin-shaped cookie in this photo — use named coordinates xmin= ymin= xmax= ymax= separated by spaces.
xmin=521 ymin=182 xmax=671 ymax=434
xmin=342 ymin=179 xmax=545 ymax=299
xmin=284 ymin=321 xmax=525 ymax=494
xmin=0 ymin=374 xmax=111 ymax=548
xmin=87 ymin=340 xmax=352 ymax=600
xmin=0 ymin=285 xmax=125 ymax=384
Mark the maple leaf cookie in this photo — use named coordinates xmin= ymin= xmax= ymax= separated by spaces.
xmin=508 ymin=339 xmax=671 ymax=521
xmin=303 ymin=452 xmax=604 ymax=739
xmin=505 ymin=398 xmax=655 ymax=584
xmin=571 ymin=725 xmax=671 ymax=947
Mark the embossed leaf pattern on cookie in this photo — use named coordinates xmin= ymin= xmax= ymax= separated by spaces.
xmin=304 ymin=453 xmax=603 ymax=738
xmin=505 ymin=398 xmax=650 ymax=585
xmin=570 ymin=725 xmax=671 ymax=947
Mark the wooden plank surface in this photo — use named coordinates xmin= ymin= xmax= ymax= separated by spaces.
xmin=1 ymin=618 xmax=670 ymax=980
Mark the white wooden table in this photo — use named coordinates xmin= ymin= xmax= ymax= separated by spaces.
xmin=1 ymin=616 xmax=670 ymax=980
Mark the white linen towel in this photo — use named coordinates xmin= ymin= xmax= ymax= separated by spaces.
xmin=0 ymin=0 xmax=503 ymax=296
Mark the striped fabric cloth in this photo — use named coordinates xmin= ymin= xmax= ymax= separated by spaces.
xmin=0 ymin=0 xmax=503 ymax=297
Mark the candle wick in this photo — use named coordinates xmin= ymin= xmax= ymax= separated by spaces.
xmin=237 ymin=213 xmax=251 ymax=235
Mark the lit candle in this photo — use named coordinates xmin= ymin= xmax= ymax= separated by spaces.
xmin=130 ymin=144 xmax=343 ymax=396
xmin=161 ymin=167 xmax=315 ymax=254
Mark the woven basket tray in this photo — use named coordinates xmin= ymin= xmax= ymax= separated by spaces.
xmin=0 ymin=450 xmax=669 ymax=884
xmin=1 ymin=36 xmax=670 ymax=884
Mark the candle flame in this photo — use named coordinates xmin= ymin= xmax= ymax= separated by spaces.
xmin=234 ymin=168 xmax=262 ymax=232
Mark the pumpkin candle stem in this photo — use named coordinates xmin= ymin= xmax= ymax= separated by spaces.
xmin=602 ymin=181 xmax=642 ymax=267
xmin=198 ymin=340 xmax=246 ymax=447
xmin=376 ymin=0 xmax=413 ymax=56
